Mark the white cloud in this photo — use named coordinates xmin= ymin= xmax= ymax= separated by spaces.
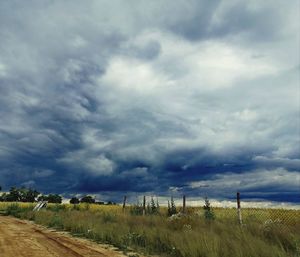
xmin=189 ymin=168 xmax=300 ymax=192
xmin=101 ymin=56 xmax=173 ymax=93
xmin=253 ymin=156 xmax=300 ymax=169
xmin=85 ymin=155 xmax=115 ymax=176
xmin=81 ymin=128 xmax=112 ymax=151
xmin=59 ymin=151 xmax=115 ymax=176
xmin=0 ymin=62 xmax=7 ymax=77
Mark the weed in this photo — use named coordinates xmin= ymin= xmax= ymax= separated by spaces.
xmin=1 ymin=202 xmax=299 ymax=257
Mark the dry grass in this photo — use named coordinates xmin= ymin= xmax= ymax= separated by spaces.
xmin=0 ymin=202 xmax=299 ymax=257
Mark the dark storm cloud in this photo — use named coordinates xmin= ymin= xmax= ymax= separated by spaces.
xmin=0 ymin=0 xmax=299 ymax=204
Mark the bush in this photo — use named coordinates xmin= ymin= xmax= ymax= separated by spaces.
xmin=5 ymin=203 xmax=22 ymax=217
xmin=167 ymin=196 xmax=177 ymax=217
xmin=5 ymin=203 xmax=34 ymax=218
xmin=70 ymin=197 xmax=80 ymax=204
xmin=80 ymin=195 xmax=95 ymax=203
xmin=102 ymin=213 xmax=117 ymax=223
xmin=47 ymin=204 xmax=66 ymax=212
xmin=130 ymin=204 xmax=144 ymax=215
xmin=130 ymin=197 xmax=160 ymax=216
xmin=203 ymin=197 xmax=215 ymax=220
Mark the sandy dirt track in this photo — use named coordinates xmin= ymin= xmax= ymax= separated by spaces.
xmin=0 ymin=216 xmax=129 ymax=257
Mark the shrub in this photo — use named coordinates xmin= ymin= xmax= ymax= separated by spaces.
xmin=203 ymin=197 xmax=215 ymax=220
xmin=47 ymin=204 xmax=66 ymax=212
xmin=5 ymin=203 xmax=22 ymax=217
xmin=80 ymin=195 xmax=95 ymax=203
xmin=167 ymin=196 xmax=177 ymax=217
xmin=5 ymin=203 xmax=34 ymax=217
xmin=130 ymin=204 xmax=144 ymax=215
xmin=70 ymin=197 xmax=80 ymax=204
xmin=149 ymin=197 xmax=159 ymax=215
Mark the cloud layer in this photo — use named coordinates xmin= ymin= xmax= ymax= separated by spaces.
xmin=0 ymin=0 xmax=299 ymax=203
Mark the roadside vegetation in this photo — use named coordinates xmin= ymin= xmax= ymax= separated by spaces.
xmin=0 ymin=186 xmax=62 ymax=203
xmin=0 ymin=200 xmax=299 ymax=257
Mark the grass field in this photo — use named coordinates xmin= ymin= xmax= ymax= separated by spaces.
xmin=0 ymin=202 xmax=299 ymax=257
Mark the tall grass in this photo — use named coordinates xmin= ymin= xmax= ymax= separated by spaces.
xmin=0 ymin=202 xmax=299 ymax=257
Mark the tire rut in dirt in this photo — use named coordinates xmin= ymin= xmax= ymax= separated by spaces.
xmin=33 ymin=229 xmax=87 ymax=257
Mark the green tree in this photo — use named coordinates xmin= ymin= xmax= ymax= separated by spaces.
xmin=19 ymin=188 xmax=39 ymax=202
xmin=47 ymin=194 xmax=62 ymax=203
xmin=0 ymin=187 xmax=39 ymax=202
xmin=149 ymin=197 xmax=159 ymax=214
xmin=156 ymin=197 xmax=160 ymax=210
xmin=80 ymin=195 xmax=95 ymax=203
xmin=70 ymin=197 xmax=79 ymax=204
xmin=0 ymin=193 xmax=5 ymax=202
xmin=203 ymin=197 xmax=215 ymax=220
xmin=167 ymin=196 xmax=177 ymax=216
xmin=38 ymin=194 xmax=62 ymax=203
xmin=37 ymin=195 xmax=48 ymax=201
xmin=129 ymin=203 xmax=143 ymax=215
xmin=5 ymin=187 xmax=21 ymax=201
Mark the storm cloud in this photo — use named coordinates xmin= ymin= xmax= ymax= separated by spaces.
xmin=0 ymin=0 xmax=299 ymax=203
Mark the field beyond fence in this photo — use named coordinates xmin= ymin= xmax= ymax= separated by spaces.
xmin=0 ymin=201 xmax=300 ymax=257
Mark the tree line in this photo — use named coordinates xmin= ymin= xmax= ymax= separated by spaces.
xmin=0 ymin=186 xmax=62 ymax=203
xmin=0 ymin=186 xmax=113 ymax=204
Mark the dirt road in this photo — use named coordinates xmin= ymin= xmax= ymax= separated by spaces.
xmin=0 ymin=216 xmax=129 ymax=257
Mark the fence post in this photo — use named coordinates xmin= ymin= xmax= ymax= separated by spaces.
xmin=182 ymin=195 xmax=186 ymax=214
xmin=122 ymin=195 xmax=127 ymax=212
xmin=237 ymin=192 xmax=242 ymax=224
xmin=143 ymin=195 xmax=146 ymax=215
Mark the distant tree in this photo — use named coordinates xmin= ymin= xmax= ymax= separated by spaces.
xmin=149 ymin=197 xmax=159 ymax=214
xmin=37 ymin=193 xmax=62 ymax=203
xmin=47 ymin=194 xmax=62 ymax=203
xmin=6 ymin=187 xmax=20 ymax=201
xmin=19 ymin=188 xmax=40 ymax=202
xmin=37 ymin=195 xmax=48 ymax=201
xmin=203 ymin=197 xmax=215 ymax=220
xmin=156 ymin=197 xmax=160 ymax=210
xmin=129 ymin=203 xmax=143 ymax=215
xmin=70 ymin=197 xmax=80 ymax=204
xmin=28 ymin=188 xmax=40 ymax=202
xmin=146 ymin=202 xmax=151 ymax=214
xmin=0 ymin=193 xmax=5 ymax=202
xmin=80 ymin=195 xmax=95 ymax=203
xmin=167 ymin=196 xmax=177 ymax=216
xmin=0 ymin=187 xmax=39 ymax=202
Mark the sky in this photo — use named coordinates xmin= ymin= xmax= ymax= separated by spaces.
xmin=0 ymin=0 xmax=299 ymax=204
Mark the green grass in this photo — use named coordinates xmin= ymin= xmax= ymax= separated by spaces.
xmin=1 ymin=203 xmax=299 ymax=257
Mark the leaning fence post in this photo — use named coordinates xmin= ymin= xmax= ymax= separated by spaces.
xmin=143 ymin=195 xmax=146 ymax=215
xmin=122 ymin=195 xmax=127 ymax=213
xmin=237 ymin=192 xmax=242 ymax=224
xmin=182 ymin=195 xmax=186 ymax=214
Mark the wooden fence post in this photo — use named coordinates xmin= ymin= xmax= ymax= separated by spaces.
xmin=182 ymin=195 xmax=186 ymax=214
xmin=237 ymin=192 xmax=242 ymax=224
xmin=143 ymin=195 xmax=146 ymax=215
xmin=122 ymin=195 xmax=127 ymax=212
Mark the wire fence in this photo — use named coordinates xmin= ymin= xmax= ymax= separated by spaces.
xmin=0 ymin=191 xmax=299 ymax=226
xmin=121 ymin=192 xmax=300 ymax=226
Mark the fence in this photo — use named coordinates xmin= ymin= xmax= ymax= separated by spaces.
xmin=120 ymin=192 xmax=300 ymax=226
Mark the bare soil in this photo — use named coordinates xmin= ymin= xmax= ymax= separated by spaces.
xmin=0 ymin=216 xmax=133 ymax=257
